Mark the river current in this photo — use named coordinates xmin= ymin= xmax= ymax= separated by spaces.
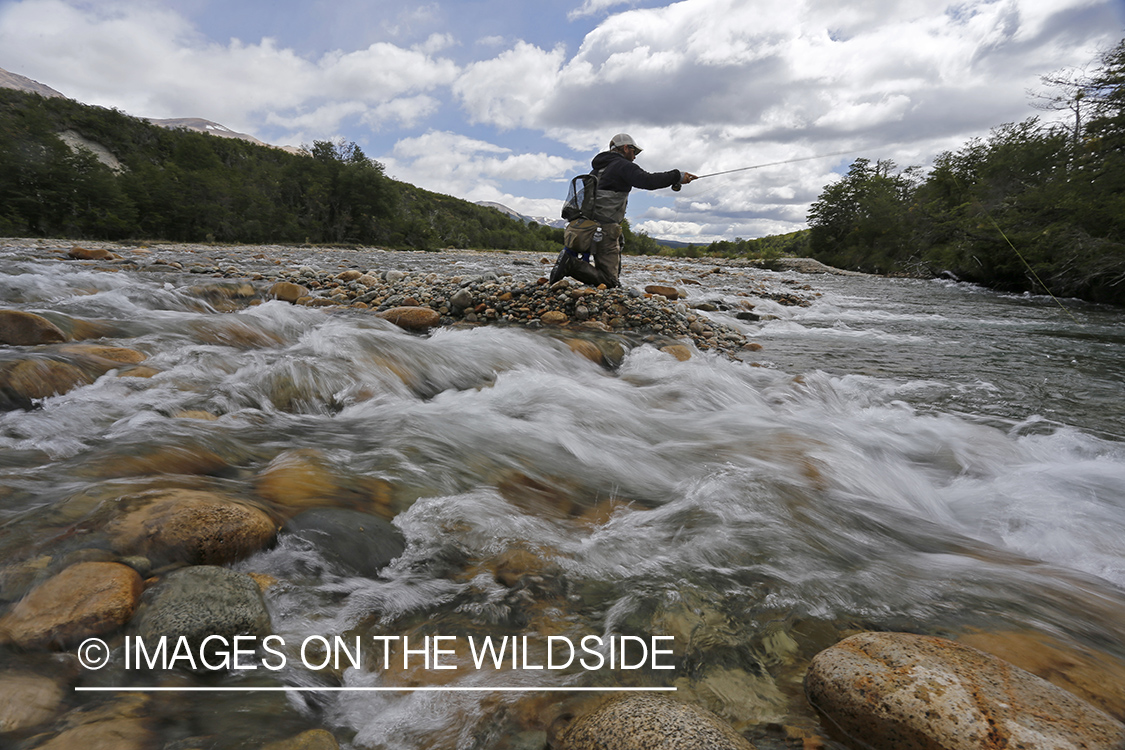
xmin=1 ymin=243 xmax=1123 ymax=749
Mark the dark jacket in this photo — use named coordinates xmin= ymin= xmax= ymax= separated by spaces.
xmin=588 ymin=150 xmax=682 ymax=224
xmin=591 ymin=150 xmax=683 ymax=193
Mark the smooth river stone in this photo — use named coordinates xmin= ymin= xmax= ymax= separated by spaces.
xmin=804 ymin=631 xmax=1125 ymax=750
xmin=0 ymin=562 xmax=142 ymax=649
xmin=555 ymin=694 xmax=756 ymax=750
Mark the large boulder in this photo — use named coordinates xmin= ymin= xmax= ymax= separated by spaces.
xmin=0 ymin=562 xmax=142 ymax=649
xmin=281 ymin=508 xmax=405 ymax=578
xmin=0 ymin=310 xmax=67 ymax=346
xmin=553 ymin=694 xmax=756 ymax=750
xmin=1 ymin=358 xmax=92 ymax=399
xmin=804 ymin=631 xmax=1125 ymax=750
xmin=135 ymin=566 xmax=271 ymax=672
xmin=105 ymin=489 xmax=277 ymax=566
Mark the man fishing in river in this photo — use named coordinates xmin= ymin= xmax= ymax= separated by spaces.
xmin=548 ymin=133 xmax=697 ymax=287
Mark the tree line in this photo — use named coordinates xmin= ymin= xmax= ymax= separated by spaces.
xmin=805 ymin=39 xmax=1125 ymax=305
xmin=0 ymin=88 xmax=565 ymax=253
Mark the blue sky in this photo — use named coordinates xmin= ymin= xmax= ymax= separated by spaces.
xmin=1 ymin=0 xmax=1123 ymax=242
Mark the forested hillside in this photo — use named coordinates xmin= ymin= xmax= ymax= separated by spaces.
xmin=0 ymin=88 xmax=564 ymax=252
xmin=805 ymin=39 xmax=1125 ymax=305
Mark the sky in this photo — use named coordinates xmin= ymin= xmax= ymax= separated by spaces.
xmin=1 ymin=0 xmax=1122 ymax=242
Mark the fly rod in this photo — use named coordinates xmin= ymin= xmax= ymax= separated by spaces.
xmin=673 ymin=149 xmax=857 ymax=189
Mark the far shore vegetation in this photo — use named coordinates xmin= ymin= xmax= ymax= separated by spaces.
xmin=2 ymin=38 xmax=1123 ymax=304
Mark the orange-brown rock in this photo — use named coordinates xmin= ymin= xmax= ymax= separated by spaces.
xmin=540 ymin=310 xmax=568 ymax=326
xmin=2 ymin=358 xmax=92 ymax=399
xmin=173 ymin=410 xmax=219 ymax=420
xmin=105 ymin=489 xmax=277 ymax=566
xmin=958 ymin=629 xmax=1125 ymax=722
xmin=255 ymin=449 xmax=339 ymax=510
xmin=0 ymin=562 xmax=142 ymax=649
xmin=644 ymin=284 xmax=680 ymax=300
xmin=57 ymin=344 xmax=148 ymax=365
xmin=565 ymin=338 xmax=603 ymax=365
xmin=660 ymin=344 xmax=693 ymax=361
xmin=0 ymin=671 xmax=65 ymax=733
xmin=805 ymin=631 xmax=1125 ymax=750
xmin=377 ymin=306 xmax=440 ymax=332
xmin=67 ymin=246 xmax=115 ymax=261
xmin=269 ymin=281 xmax=309 ymax=303
xmin=0 ymin=310 xmax=67 ymax=346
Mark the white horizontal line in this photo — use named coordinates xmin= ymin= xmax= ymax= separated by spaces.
xmin=75 ymin=686 xmax=677 ymax=693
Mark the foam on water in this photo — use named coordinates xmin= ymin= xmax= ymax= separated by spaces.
xmin=3 ymin=250 xmax=1125 ymax=747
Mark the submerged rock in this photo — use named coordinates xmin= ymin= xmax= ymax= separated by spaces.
xmin=135 ymin=566 xmax=271 ymax=671
xmin=1 ymin=358 xmax=91 ymax=399
xmin=281 ymin=508 xmax=405 ymax=578
xmin=0 ymin=671 xmax=65 ymax=733
xmin=804 ymin=631 xmax=1125 ymax=750
xmin=0 ymin=561 xmax=142 ymax=649
xmin=0 ymin=309 xmax=67 ymax=346
xmin=553 ymin=694 xmax=756 ymax=750
xmin=105 ymin=489 xmax=277 ymax=566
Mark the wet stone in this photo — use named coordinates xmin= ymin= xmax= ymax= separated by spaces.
xmin=805 ymin=631 xmax=1125 ymax=750
xmin=105 ymin=489 xmax=277 ymax=566
xmin=281 ymin=508 xmax=405 ymax=578
xmin=555 ymin=694 xmax=756 ymax=750
xmin=0 ymin=561 xmax=142 ymax=649
xmin=0 ymin=310 xmax=68 ymax=345
xmin=135 ymin=566 xmax=272 ymax=672
xmin=0 ymin=671 xmax=65 ymax=733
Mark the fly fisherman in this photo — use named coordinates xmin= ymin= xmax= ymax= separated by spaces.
xmin=549 ymin=134 xmax=697 ymax=287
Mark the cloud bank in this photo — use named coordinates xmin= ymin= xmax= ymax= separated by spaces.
xmin=0 ymin=0 xmax=1118 ymax=241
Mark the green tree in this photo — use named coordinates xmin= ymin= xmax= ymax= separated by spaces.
xmin=807 ymin=158 xmax=919 ymax=273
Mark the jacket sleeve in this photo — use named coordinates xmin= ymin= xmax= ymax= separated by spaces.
xmin=622 ymin=162 xmax=682 ymax=190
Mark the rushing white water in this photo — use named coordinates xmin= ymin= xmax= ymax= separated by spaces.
xmin=2 ymin=246 xmax=1124 ymax=749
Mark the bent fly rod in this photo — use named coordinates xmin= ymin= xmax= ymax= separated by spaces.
xmin=673 ymin=149 xmax=858 ymax=189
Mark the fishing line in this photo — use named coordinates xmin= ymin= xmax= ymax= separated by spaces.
xmin=677 ymin=151 xmax=1082 ymax=324
xmin=689 ymin=149 xmax=860 ymax=181
xmin=948 ymin=172 xmax=1080 ymax=324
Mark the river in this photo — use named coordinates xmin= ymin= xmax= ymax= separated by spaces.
xmin=1 ymin=243 xmax=1123 ymax=749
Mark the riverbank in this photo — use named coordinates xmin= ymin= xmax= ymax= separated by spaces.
xmin=3 ymin=237 xmax=822 ymax=359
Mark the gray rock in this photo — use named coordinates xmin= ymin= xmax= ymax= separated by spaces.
xmin=805 ymin=631 xmax=1125 ymax=750
xmin=449 ymin=288 xmax=474 ymax=311
xmin=136 ymin=566 xmax=271 ymax=671
xmin=281 ymin=509 xmax=405 ymax=578
xmin=554 ymin=694 xmax=755 ymax=750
